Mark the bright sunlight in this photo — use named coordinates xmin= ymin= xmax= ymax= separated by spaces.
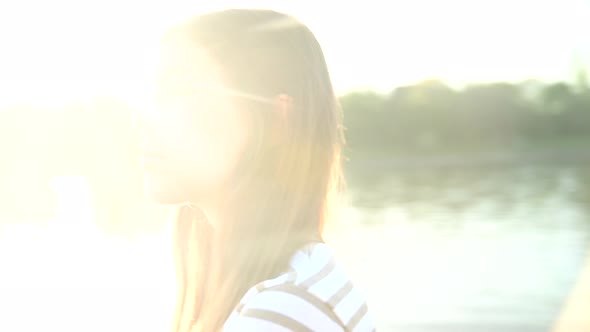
xmin=1 ymin=1 xmax=589 ymax=331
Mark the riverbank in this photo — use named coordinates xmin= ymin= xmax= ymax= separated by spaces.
xmin=346 ymin=146 xmax=590 ymax=171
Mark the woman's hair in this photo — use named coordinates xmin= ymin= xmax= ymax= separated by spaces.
xmin=169 ymin=9 xmax=344 ymax=332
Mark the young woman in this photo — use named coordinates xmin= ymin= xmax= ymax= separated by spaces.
xmin=139 ymin=9 xmax=375 ymax=332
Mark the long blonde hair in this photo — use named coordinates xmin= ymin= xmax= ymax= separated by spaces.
xmin=168 ymin=10 xmax=344 ymax=332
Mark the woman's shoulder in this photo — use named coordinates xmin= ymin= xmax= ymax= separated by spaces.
xmin=224 ymin=243 xmax=375 ymax=331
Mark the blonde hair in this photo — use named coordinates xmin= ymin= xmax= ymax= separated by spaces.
xmin=168 ymin=9 xmax=344 ymax=332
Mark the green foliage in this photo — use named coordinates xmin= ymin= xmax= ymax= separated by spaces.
xmin=340 ymin=80 xmax=590 ymax=157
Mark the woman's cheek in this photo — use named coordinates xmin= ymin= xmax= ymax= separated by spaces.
xmin=185 ymin=111 xmax=248 ymax=189
xmin=166 ymin=127 xmax=219 ymax=195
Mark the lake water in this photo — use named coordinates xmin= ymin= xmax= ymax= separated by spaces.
xmin=1 ymin=165 xmax=589 ymax=331
xmin=336 ymin=165 xmax=590 ymax=331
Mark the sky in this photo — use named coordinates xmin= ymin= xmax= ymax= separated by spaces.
xmin=0 ymin=0 xmax=589 ymax=108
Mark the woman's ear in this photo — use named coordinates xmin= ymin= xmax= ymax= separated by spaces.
xmin=268 ymin=93 xmax=293 ymax=146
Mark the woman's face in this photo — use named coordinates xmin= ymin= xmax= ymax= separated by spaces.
xmin=139 ymin=35 xmax=250 ymax=205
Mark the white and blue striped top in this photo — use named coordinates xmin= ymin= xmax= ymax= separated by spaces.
xmin=223 ymin=242 xmax=375 ymax=331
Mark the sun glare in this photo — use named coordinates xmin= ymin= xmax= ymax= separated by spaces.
xmin=1 ymin=1 xmax=587 ymax=331
xmin=0 ymin=1 xmax=167 ymax=109
xmin=50 ymin=175 xmax=95 ymax=229
xmin=0 ymin=3 xmax=177 ymax=329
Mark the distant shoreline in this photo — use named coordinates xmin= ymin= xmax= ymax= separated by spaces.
xmin=346 ymin=147 xmax=590 ymax=171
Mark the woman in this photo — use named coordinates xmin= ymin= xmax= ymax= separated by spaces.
xmin=139 ymin=9 xmax=375 ymax=332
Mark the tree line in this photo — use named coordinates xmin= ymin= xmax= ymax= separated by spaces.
xmin=340 ymin=79 xmax=590 ymax=157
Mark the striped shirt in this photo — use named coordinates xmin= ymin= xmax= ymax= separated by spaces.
xmin=223 ymin=242 xmax=375 ymax=331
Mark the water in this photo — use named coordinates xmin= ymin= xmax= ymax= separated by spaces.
xmin=1 ymin=166 xmax=589 ymax=331
xmin=331 ymin=165 xmax=590 ymax=331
